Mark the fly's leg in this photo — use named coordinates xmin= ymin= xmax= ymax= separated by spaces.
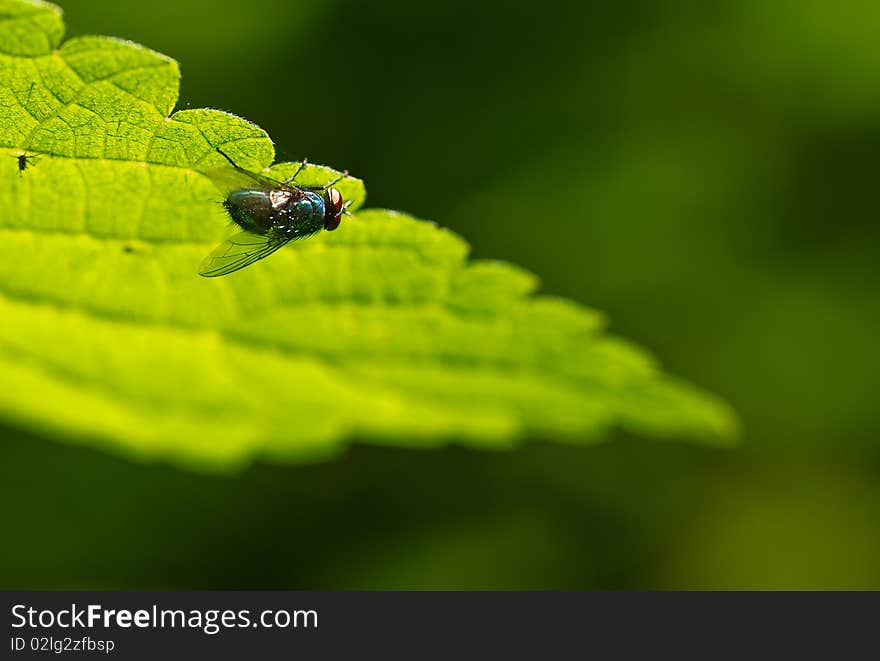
xmin=215 ymin=147 xmax=252 ymax=173
xmin=215 ymin=146 xmax=288 ymax=188
xmin=215 ymin=147 xmax=279 ymax=188
xmin=324 ymin=170 xmax=348 ymax=188
xmin=305 ymin=170 xmax=349 ymax=191
xmin=281 ymin=158 xmax=308 ymax=185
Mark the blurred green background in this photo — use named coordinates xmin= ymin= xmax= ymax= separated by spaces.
xmin=2 ymin=0 xmax=879 ymax=589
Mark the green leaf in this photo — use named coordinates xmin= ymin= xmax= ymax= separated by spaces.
xmin=0 ymin=0 xmax=738 ymax=470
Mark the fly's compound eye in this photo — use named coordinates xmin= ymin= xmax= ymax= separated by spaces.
xmin=324 ymin=188 xmax=344 ymax=231
xmin=327 ymin=188 xmax=344 ymax=215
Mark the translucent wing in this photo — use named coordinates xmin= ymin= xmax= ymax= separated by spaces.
xmin=199 ymin=230 xmax=291 ymax=278
xmin=204 ymin=165 xmax=280 ymax=196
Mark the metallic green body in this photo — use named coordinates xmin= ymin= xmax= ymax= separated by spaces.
xmin=223 ymin=188 xmax=326 ymax=239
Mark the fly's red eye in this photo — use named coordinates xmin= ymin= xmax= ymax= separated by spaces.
xmin=327 ymin=188 xmax=344 ymax=215
xmin=324 ymin=188 xmax=344 ymax=231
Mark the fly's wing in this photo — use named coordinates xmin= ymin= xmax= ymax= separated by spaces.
xmin=204 ymin=165 xmax=281 ymax=197
xmin=199 ymin=229 xmax=291 ymax=277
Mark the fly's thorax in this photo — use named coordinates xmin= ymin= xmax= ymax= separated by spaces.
xmin=283 ymin=190 xmax=326 ymax=234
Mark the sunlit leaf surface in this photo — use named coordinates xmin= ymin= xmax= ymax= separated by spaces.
xmin=0 ymin=0 xmax=737 ymax=470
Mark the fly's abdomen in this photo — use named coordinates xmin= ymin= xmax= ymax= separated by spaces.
xmin=223 ymin=189 xmax=275 ymax=234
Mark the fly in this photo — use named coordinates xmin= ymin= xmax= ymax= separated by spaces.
xmin=199 ymin=147 xmax=350 ymax=277
xmin=15 ymin=84 xmax=38 ymax=176
xmin=15 ymin=150 xmax=38 ymax=177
